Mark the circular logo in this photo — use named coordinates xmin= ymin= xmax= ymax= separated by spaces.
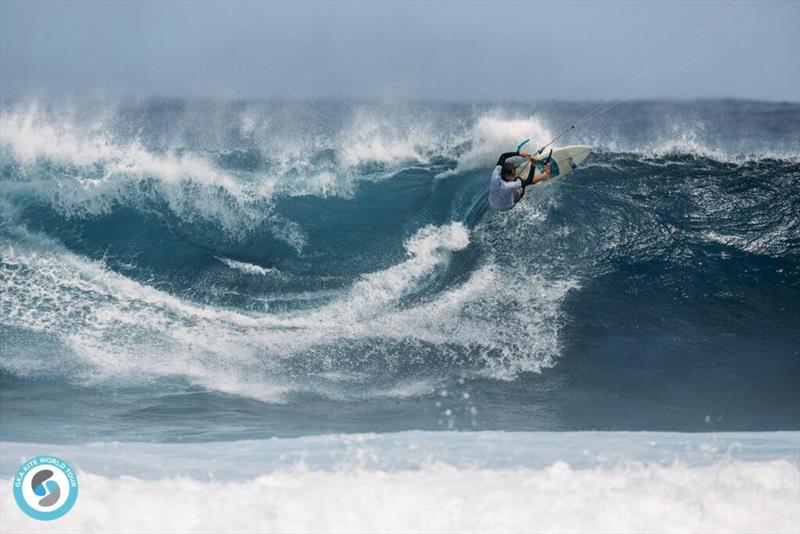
xmin=13 ymin=456 xmax=78 ymax=521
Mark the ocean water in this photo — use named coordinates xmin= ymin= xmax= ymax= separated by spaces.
xmin=1 ymin=98 xmax=799 ymax=532
xmin=1 ymin=432 xmax=799 ymax=533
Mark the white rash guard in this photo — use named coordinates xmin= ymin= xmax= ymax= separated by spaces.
xmin=488 ymin=165 xmax=522 ymax=211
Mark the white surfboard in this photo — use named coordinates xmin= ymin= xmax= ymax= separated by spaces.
xmin=514 ymin=145 xmax=592 ymax=181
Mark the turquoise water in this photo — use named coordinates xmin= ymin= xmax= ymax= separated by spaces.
xmin=2 ymin=96 xmax=799 ymax=532
xmin=1 ymin=98 xmax=798 ymax=442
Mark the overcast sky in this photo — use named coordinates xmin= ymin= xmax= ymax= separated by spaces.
xmin=1 ymin=0 xmax=798 ymax=102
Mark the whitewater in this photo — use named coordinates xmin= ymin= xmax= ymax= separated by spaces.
xmin=1 ymin=97 xmax=798 ymax=532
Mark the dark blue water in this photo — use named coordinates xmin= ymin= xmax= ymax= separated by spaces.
xmin=1 ymin=98 xmax=798 ymax=443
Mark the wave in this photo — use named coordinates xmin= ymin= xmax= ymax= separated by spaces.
xmin=2 ymin=99 xmax=797 ymax=253
xmin=4 ymin=98 xmax=797 ymax=176
xmin=1 ymin=97 xmax=798 ymax=416
xmin=0 ymin=222 xmax=575 ymax=401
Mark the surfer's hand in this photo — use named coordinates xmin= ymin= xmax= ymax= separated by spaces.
xmin=519 ymin=150 xmax=530 ymax=157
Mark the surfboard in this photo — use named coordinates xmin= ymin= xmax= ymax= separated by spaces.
xmin=514 ymin=145 xmax=592 ymax=181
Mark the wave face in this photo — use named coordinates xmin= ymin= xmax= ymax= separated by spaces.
xmin=1 ymin=98 xmax=799 ymax=442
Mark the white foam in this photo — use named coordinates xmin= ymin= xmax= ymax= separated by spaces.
xmin=3 ymin=430 xmax=797 ymax=533
xmin=4 ymin=101 xmax=795 ymax=245
xmin=591 ymin=129 xmax=735 ymax=163
xmin=0 ymin=102 xmax=443 ymax=243
xmin=438 ymin=113 xmax=554 ymax=177
xmin=333 ymin=223 xmax=469 ymax=318
xmin=214 ymin=256 xmax=280 ymax=277
xmin=336 ymin=109 xmax=433 ymax=168
xmin=581 ymin=123 xmax=800 ymax=164
xmin=0 ymin=102 xmax=275 ymax=242
xmin=0 ymin=220 xmax=575 ymax=401
xmin=0 ymin=102 xmax=241 ymax=189
xmin=1 ymin=455 xmax=797 ymax=534
xmin=702 ymin=222 xmax=796 ymax=257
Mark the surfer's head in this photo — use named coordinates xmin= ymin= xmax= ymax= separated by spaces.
xmin=501 ymin=162 xmax=515 ymax=180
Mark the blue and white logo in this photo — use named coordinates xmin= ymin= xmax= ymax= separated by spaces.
xmin=13 ymin=456 xmax=78 ymax=521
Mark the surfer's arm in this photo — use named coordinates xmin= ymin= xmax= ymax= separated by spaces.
xmin=532 ymin=163 xmax=552 ymax=184
xmin=495 ymin=151 xmax=519 ymax=166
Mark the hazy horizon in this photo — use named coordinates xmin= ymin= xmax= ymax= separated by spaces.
xmin=2 ymin=1 xmax=799 ymax=103
xmin=4 ymin=94 xmax=800 ymax=107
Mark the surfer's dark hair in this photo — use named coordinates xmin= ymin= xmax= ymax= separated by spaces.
xmin=501 ymin=162 xmax=515 ymax=177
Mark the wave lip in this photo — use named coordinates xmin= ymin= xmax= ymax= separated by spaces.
xmin=2 ymin=100 xmax=797 ymax=239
